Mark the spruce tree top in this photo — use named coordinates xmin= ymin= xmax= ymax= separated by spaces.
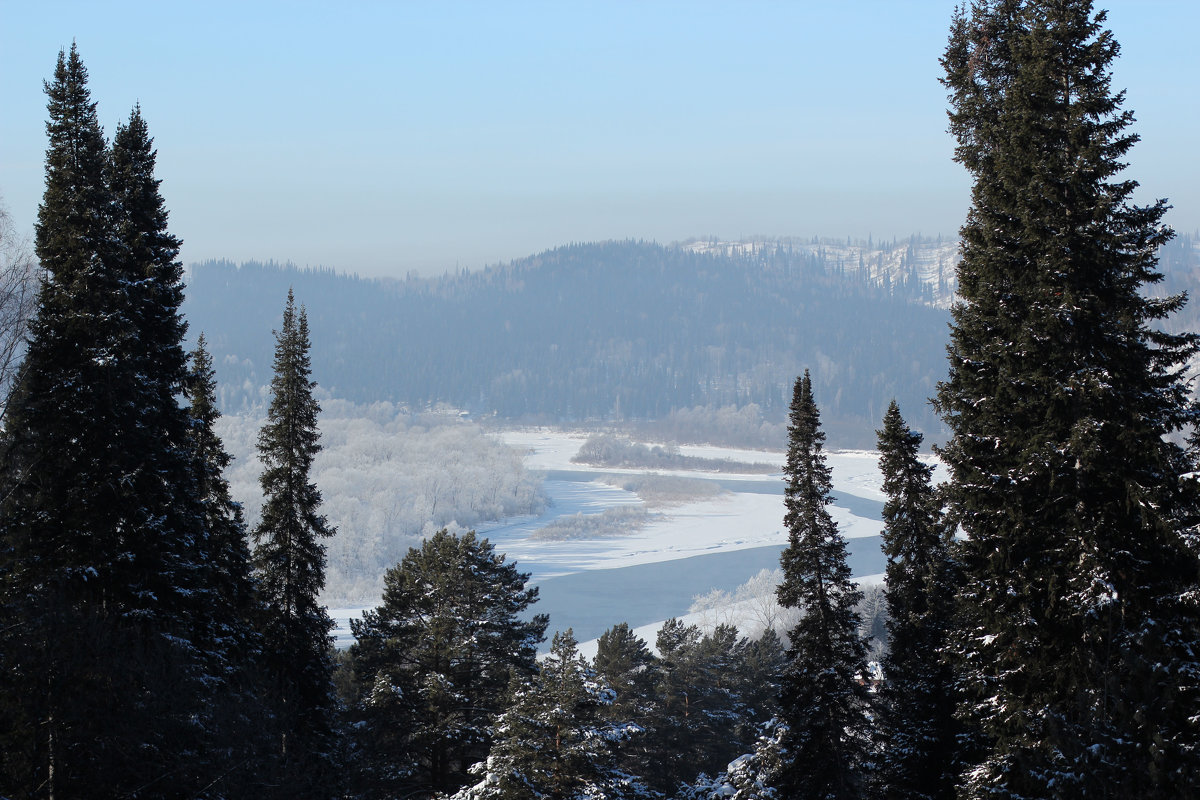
xmin=772 ymin=370 xmax=869 ymax=799
xmin=778 ymin=370 xmax=845 ymax=611
xmin=36 ymin=44 xmax=110 ymax=285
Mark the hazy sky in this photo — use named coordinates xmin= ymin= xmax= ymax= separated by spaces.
xmin=2 ymin=1 xmax=1197 ymax=278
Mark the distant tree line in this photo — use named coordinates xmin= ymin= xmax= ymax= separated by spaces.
xmin=572 ymin=433 xmax=775 ymax=473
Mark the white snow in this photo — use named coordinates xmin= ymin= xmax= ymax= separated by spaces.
xmin=573 ymin=572 xmax=887 ymax=661
xmin=331 ymin=428 xmax=944 ymax=650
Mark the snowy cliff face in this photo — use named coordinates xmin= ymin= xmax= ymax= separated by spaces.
xmin=681 ymin=236 xmax=962 ymax=308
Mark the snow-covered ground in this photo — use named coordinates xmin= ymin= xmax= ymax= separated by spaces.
xmin=488 ymin=430 xmax=892 ymax=571
xmin=331 ymin=429 xmax=943 ymax=651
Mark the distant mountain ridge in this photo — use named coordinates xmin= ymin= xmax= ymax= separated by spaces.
xmin=181 ymin=234 xmax=1200 ymax=448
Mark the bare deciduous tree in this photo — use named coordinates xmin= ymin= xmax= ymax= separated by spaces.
xmin=0 ymin=201 xmax=40 ymax=418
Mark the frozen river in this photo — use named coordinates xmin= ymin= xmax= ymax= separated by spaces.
xmin=331 ymin=431 xmax=908 ymax=650
xmin=531 ymin=535 xmax=886 ymax=646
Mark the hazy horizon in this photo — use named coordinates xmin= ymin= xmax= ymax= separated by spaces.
xmin=3 ymin=1 xmax=1197 ymax=278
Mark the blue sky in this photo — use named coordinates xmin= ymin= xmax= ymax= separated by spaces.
xmin=1 ymin=1 xmax=1196 ymax=278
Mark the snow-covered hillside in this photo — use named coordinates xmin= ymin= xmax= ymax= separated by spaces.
xmin=681 ymin=235 xmax=961 ymax=307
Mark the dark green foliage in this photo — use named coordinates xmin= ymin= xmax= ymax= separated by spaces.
xmin=252 ymin=290 xmax=341 ymax=797
xmin=348 ymin=528 xmax=548 ymax=797
xmin=773 ymin=371 xmax=870 ymax=799
xmin=452 ymin=629 xmax=649 ymax=800
xmin=938 ymin=2 xmax=1200 ymax=796
xmin=592 ymin=622 xmax=659 ymax=778
xmin=672 ymin=630 xmax=788 ymax=800
xmin=871 ymin=401 xmax=956 ymax=800
xmin=737 ymin=627 xmax=787 ymax=732
xmin=185 ymin=335 xmax=269 ymax=791
xmin=187 ymin=335 xmax=258 ymax=654
xmin=0 ymin=47 xmax=244 ymax=798
xmin=643 ymin=619 xmax=781 ymax=794
xmin=648 ymin=617 xmax=705 ymax=791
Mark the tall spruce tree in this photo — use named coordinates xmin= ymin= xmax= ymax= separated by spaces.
xmin=253 ymin=290 xmax=341 ymax=797
xmin=871 ymin=401 xmax=956 ymax=800
xmin=185 ymin=334 xmax=267 ymax=791
xmin=772 ymin=370 xmax=870 ymax=799
xmin=0 ymin=47 xmax=220 ymax=797
xmin=186 ymin=335 xmax=258 ymax=669
xmin=349 ymin=528 xmax=548 ymax=797
xmin=938 ymin=2 xmax=1200 ymax=796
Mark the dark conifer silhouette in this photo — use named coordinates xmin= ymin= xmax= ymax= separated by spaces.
xmin=0 ymin=47 xmax=230 ymax=797
xmin=349 ymin=528 xmax=547 ymax=797
xmin=253 ymin=290 xmax=341 ymax=797
xmin=938 ymin=2 xmax=1200 ymax=795
xmin=772 ymin=370 xmax=870 ymax=799
xmin=872 ymin=401 xmax=956 ymax=800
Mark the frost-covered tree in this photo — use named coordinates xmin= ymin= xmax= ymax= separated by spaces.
xmin=938 ymin=2 xmax=1200 ymax=796
xmin=772 ymin=370 xmax=870 ymax=799
xmin=452 ymin=629 xmax=651 ymax=800
xmin=253 ymin=290 xmax=341 ymax=797
xmin=349 ymin=528 xmax=548 ymax=797
xmin=871 ymin=401 xmax=956 ymax=800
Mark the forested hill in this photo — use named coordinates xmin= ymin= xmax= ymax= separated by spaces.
xmin=182 ymin=235 xmax=1200 ymax=447
xmin=183 ymin=239 xmax=954 ymax=447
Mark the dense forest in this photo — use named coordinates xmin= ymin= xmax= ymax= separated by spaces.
xmin=183 ymin=239 xmax=956 ymax=447
xmin=5 ymin=2 xmax=1200 ymax=799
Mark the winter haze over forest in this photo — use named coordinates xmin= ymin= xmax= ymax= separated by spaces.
xmin=5 ymin=1 xmax=1200 ymax=798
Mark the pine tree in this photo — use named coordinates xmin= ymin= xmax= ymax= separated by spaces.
xmin=648 ymin=617 xmax=704 ymax=792
xmin=871 ymin=401 xmax=956 ymax=800
xmin=253 ymin=290 xmax=341 ymax=797
xmin=690 ymin=624 xmax=763 ymax=780
xmin=185 ymin=334 xmax=267 ymax=791
xmin=349 ymin=528 xmax=548 ymax=797
xmin=0 ymin=47 xmax=220 ymax=797
xmin=593 ymin=622 xmax=657 ymax=727
xmin=736 ymin=628 xmax=787 ymax=745
xmin=592 ymin=621 xmax=658 ymax=782
xmin=772 ymin=370 xmax=870 ymax=799
xmin=938 ymin=2 xmax=1200 ymax=796
xmin=452 ymin=629 xmax=650 ymax=800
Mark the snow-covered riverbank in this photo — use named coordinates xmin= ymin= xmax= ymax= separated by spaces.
xmin=332 ymin=429 xmax=929 ymax=650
